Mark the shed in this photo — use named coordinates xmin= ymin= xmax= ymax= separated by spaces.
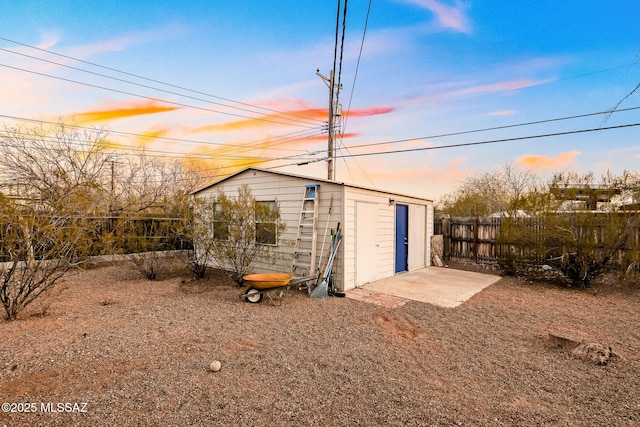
xmin=192 ymin=167 xmax=434 ymax=292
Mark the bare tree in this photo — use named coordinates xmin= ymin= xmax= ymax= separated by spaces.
xmin=0 ymin=122 xmax=114 ymax=319
xmin=189 ymin=198 xmax=218 ymax=278
xmin=0 ymin=120 xmax=216 ymax=286
xmin=113 ymin=152 xmax=212 ymax=279
xmin=438 ymin=162 xmax=539 ymax=216
xmin=0 ymin=194 xmax=91 ymax=320
xmin=0 ymin=121 xmax=116 ymax=215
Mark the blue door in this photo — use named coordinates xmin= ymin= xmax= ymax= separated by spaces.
xmin=395 ymin=204 xmax=409 ymax=273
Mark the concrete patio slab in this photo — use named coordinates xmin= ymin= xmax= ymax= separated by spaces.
xmin=347 ymin=267 xmax=501 ymax=308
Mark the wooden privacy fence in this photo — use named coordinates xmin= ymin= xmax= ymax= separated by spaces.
xmin=434 ymin=215 xmax=640 ymax=266
xmin=435 ymin=217 xmax=502 ymax=263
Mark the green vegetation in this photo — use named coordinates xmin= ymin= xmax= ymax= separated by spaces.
xmin=440 ymin=165 xmax=640 ymax=287
xmin=0 ymin=121 xmax=209 ymax=319
xmin=201 ymin=184 xmax=285 ymax=284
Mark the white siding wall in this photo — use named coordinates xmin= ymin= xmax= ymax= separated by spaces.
xmin=344 ymin=188 xmax=395 ymax=289
xmin=195 ymin=170 xmax=343 ymax=287
xmin=195 ymin=168 xmax=433 ymax=293
xmin=408 ymin=204 xmax=426 ymax=271
xmin=344 ymin=187 xmax=434 ymax=290
xmin=426 ymin=203 xmax=434 ymax=267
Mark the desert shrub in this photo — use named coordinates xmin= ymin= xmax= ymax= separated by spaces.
xmin=498 ymin=212 xmax=636 ymax=287
xmin=199 ymin=185 xmax=285 ymax=284
xmin=0 ymin=196 xmax=91 ymax=320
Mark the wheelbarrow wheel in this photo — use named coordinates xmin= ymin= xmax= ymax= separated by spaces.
xmin=245 ymin=288 xmax=263 ymax=303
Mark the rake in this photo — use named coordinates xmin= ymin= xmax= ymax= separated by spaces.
xmin=311 ymin=223 xmax=341 ymax=299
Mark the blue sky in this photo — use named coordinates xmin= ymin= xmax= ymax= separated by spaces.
xmin=1 ymin=0 xmax=639 ymax=199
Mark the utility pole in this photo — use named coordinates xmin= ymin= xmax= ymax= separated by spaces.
xmin=316 ymin=69 xmax=341 ymax=181
xmin=111 ymin=160 xmax=115 ymax=198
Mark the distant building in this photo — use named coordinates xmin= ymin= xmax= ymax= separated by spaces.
xmin=550 ymin=184 xmax=622 ymax=211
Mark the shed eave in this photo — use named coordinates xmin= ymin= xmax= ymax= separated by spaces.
xmin=191 ymin=166 xmax=432 ymax=203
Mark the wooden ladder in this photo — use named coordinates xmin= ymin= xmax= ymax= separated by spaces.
xmin=292 ymin=184 xmax=320 ymax=280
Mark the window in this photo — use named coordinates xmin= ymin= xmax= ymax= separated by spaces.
xmin=211 ymin=202 xmax=229 ymax=240
xmin=255 ymin=200 xmax=278 ymax=245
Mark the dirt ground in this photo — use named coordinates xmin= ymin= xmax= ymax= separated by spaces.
xmin=1 ymin=261 xmax=639 ymax=426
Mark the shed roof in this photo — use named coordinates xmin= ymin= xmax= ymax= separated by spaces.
xmin=192 ymin=167 xmax=433 ymax=202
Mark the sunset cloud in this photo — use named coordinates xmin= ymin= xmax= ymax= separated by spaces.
xmin=344 ymin=107 xmax=394 ymax=117
xmin=344 ymin=156 xmax=469 ymax=199
xmin=188 ymin=106 xmax=392 ymax=134
xmin=517 ymin=150 xmax=581 ymax=171
xmin=189 ymin=108 xmax=326 ymax=134
xmin=136 ymin=126 xmax=171 ymax=148
xmin=70 ymin=100 xmax=179 ymax=124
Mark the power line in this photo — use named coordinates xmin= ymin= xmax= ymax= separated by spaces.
xmin=0 ymin=36 xmax=325 ymax=125
xmin=0 ymin=114 xmax=325 ymax=154
xmin=0 ymin=134 xmax=326 ymax=186
xmin=336 ymin=0 xmax=376 ymax=188
xmin=340 ymin=0 xmax=371 ymax=135
xmin=0 ymin=62 xmax=320 ymax=129
xmin=83 ymin=120 xmax=640 ymax=185
xmin=0 ymin=128 xmax=325 ymax=163
xmin=0 ymin=47 xmax=322 ymax=128
xmin=335 ymin=122 xmax=640 ymax=159
xmin=342 ymin=105 xmax=640 ymax=151
xmin=335 ymin=0 xmax=348 ymax=105
xmin=209 ymin=128 xmax=326 ymax=158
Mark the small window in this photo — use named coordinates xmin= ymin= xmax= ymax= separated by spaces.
xmin=212 ymin=202 xmax=229 ymax=240
xmin=255 ymin=201 xmax=278 ymax=245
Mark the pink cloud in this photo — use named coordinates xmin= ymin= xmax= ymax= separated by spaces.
xmin=407 ymin=0 xmax=471 ymax=33
xmin=344 ymin=106 xmax=394 ymax=117
xmin=65 ymin=24 xmax=189 ymax=59
xmin=487 ymin=110 xmax=516 ymax=116
xmin=412 ymin=78 xmax=553 ymax=104
xmin=517 ymin=150 xmax=581 ymax=171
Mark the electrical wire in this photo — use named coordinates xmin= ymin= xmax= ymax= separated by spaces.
xmin=0 ymin=62 xmax=320 ymax=129
xmin=263 ymin=119 xmax=640 ymax=177
xmin=0 ymin=129 xmax=325 ymax=163
xmin=1 ymin=47 xmax=321 ymax=128
xmin=0 ymin=36 xmax=325 ymax=125
xmin=6 ymin=121 xmax=637 ymax=186
xmin=0 ymin=47 xmax=321 ymax=128
xmin=335 ymin=122 xmax=640 ymax=159
xmin=336 ymin=0 xmax=348 ymax=104
xmin=335 ymin=0 xmax=377 ymax=188
xmin=0 ymin=114 xmax=325 ymax=153
xmin=332 ymin=1 xmax=342 ymax=83
xmin=342 ymin=105 xmax=640 ymax=151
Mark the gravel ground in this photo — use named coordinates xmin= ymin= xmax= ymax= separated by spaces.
xmin=1 ymin=261 xmax=639 ymax=426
